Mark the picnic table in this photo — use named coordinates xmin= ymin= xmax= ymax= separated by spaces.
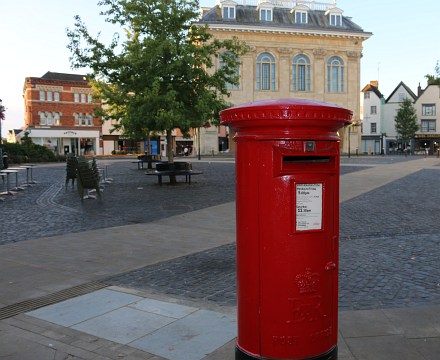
xmin=146 ymin=162 xmax=203 ymax=185
xmin=134 ymin=154 xmax=163 ymax=170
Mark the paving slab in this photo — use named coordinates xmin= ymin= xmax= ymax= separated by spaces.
xmin=130 ymin=309 xmax=236 ymax=360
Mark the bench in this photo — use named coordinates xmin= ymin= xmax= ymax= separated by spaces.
xmin=133 ymin=154 xmax=163 ymax=170
xmin=146 ymin=162 xmax=203 ymax=185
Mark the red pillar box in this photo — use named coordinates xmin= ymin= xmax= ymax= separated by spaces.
xmin=220 ymin=99 xmax=352 ymax=360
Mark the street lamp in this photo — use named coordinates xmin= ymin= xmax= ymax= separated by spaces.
xmin=0 ymin=99 xmax=5 ymax=145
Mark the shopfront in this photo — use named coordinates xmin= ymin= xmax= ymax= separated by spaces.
xmin=26 ymin=128 xmax=100 ymax=156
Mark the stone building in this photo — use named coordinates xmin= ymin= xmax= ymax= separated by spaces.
xmin=23 ymin=72 xmax=101 ymax=155
xmin=414 ymin=84 xmax=440 ymax=155
xmin=197 ymin=0 xmax=371 ymax=153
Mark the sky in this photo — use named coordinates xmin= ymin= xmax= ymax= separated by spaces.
xmin=1 ymin=0 xmax=439 ymax=137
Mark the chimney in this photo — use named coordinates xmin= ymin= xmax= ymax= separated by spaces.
xmin=417 ymin=83 xmax=422 ymax=97
xmin=370 ymin=80 xmax=379 ymax=88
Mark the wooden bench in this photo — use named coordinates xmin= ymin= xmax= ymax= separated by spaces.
xmin=134 ymin=154 xmax=163 ymax=170
xmin=146 ymin=162 xmax=203 ymax=185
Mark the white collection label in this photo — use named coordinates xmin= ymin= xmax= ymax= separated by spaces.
xmin=296 ymin=183 xmax=323 ymax=231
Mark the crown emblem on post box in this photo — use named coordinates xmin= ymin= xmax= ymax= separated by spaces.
xmin=295 ymin=268 xmax=320 ymax=294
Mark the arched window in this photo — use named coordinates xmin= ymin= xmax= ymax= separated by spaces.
xmin=39 ymin=112 xmax=47 ymax=125
xmin=256 ymin=52 xmax=276 ymax=91
xmin=220 ymin=51 xmax=239 ymax=90
xmin=327 ymin=56 xmax=345 ymax=93
xmin=46 ymin=112 xmax=54 ymax=126
xmin=54 ymin=112 xmax=61 ymax=125
xmin=292 ymin=54 xmax=311 ymax=92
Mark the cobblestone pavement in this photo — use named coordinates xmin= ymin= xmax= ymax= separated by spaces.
xmin=0 ymin=159 xmax=236 ymax=245
xmin=2 ymin=156 xmax=440 ymax=311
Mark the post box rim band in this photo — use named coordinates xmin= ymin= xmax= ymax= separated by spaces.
xmin=219 ymin=98 xmax=353 ymax=129
xmin=227 ymin=119 xmax=348 ymax=141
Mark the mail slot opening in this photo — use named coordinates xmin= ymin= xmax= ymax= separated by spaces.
xmin=283 ymin=156 xmax=330 ymax=163
xmin=281 ymin=155 xmax=335 ymax=172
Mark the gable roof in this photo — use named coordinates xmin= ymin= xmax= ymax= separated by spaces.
xmin=361 ymin=83 xmax=383 ymax=99
xmin=385 ymin=81 xmax=417 ymax=103
xmin=197 ymin=5 xmax=371 ymax=37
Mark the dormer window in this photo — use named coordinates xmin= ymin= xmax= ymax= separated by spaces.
xmin=223 ymin=6 xmax=235 ymax=20
xmin=220 ymin=1 xmax=237 ymax=20
xmin=295 ymin=10 xmax=307 ymax=24
xmin=291 ymin=5 xmax=309 ymax=24
xmin=325 ymin=7 xmax=343 ymax=27
xmin=330 ymin=14 xmax=341 ymax=26
xmin=258 ymin=1 xmax=274 ymax=22
xmin=260 ymin=8 xmax=272 ymax=21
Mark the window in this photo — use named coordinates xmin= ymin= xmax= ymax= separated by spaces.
xmin=370 ymin=106 xmax=377 ymax=115
xmin=222 ymin=6 xmax=235 ymax=19
xmin=54 ymin=92 xmax=60 ymax=102
xmin=260 ymin=8 xmax=272 ymax=21
xmin=398 ymin=93 xmax=405 ymax=102
xmin=39 ymin=91 xmax=45 ymax=101
xmin=54 ymin=112 xmax=61 ymax=125
xmin=371 ymin=123 xmax=377 ymax=133
xmin=39 ymin=112 xmax=47 ymax=125
xmin=256 ymin=52 xmax=276 ymax=91
xmin=330 ymin=14 xmax=342 ymax=26
xmin=220 ymin=51 xmax=239 ymax=90
xmin=46 ymin=113 xmax=54 ymax=125
xmin=422 ymin=104 xmax=436 ymax=116
xmin=47 ymin=91 xmax=53 ymax=101
xmin=81 ymin=93 xmax=86 ymax=103
xmin=292 ymin=54 xmax=311 ymax=92
xmin=364 ymin=92 xmax=370 ymax=99
xmin=88 ymin=94 xmax=93 ymax=103
xmin=74 ymin=93 xmax=79 ymax=103
xmin=327 ymin=56 xmax=344 ymax=93
xmin=295 ymin=11 xmax=307 ymax=24
xmin=421 ymin=120 xmax=436 ymax=132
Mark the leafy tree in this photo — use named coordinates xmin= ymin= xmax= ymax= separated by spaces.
xmin=394 ymin=98 xmax=419 ymax=153
xmin=425 ymin=60 xmax=440 ymax=85
xmin=66 ymin=0 xmax=248 ymax=168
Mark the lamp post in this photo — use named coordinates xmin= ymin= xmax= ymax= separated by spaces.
xmin=0 ymin=99 xmax=5 ymax=145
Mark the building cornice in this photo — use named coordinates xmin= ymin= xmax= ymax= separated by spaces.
xmin=204 ymin=23 xmax=372 ymax=40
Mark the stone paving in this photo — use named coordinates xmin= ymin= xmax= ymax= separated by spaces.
xmin=0 ymin=159 xmax=236 ymax=245
xmin=2 ymin=156 xmax=440 ymax=312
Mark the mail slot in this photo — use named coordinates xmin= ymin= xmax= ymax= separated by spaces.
xmin=220 ymin=98 xmax=352 ymax=360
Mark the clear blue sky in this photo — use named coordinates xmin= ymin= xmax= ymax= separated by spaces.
xmin=1 ymin=0 xmax=439 ymax=136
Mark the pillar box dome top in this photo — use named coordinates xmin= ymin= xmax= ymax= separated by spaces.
xmin=220 ymin=98 xmax=352 ymax=141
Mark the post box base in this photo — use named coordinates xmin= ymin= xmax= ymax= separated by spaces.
xmin=235 ymin=345 xmax=337 ymax=360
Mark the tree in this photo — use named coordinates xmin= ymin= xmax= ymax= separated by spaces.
xmin=394 ymin=98 xmax=419 ymax=153
xmin=425 ymin=60 xmax=440 ymax=85
xmin=66 ymin=0 xmax=248 ymax=168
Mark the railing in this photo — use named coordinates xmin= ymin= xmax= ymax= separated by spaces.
xmin=216 ymin=0 xmax=337 ymax=11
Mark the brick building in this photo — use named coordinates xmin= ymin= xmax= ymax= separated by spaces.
xmin=23 ymin=72 xmax=101 ymax=155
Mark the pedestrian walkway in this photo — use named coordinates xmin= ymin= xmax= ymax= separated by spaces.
xmin=0 ymin=156 xmax=439 ymax=359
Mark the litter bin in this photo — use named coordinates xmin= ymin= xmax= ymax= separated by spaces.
xmin=220 ymin=98 xmax=352 ymax=360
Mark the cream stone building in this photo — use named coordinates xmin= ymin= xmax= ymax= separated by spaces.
xmin=198 ymin=0 xmax=371 ymax=153
xmin=414 ymin=84 xmax=440 ymax=155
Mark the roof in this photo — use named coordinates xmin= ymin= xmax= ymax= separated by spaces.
xmin=197 ymin=5 xmax=370 ymax=37
xmin=385 ymin=81 xmax=417 ymax=103
xmin=40 ymin=72 xmax=88 ymax=82
xmin=361 ymin=83 xmax=384 ymax=99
